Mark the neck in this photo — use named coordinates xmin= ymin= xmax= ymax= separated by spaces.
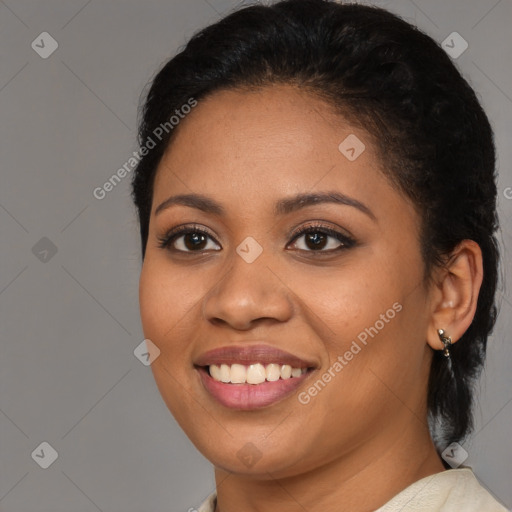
xmin=213 ymin=420 xmax=445 ymax=512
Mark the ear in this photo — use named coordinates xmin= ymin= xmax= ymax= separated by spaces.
xmin=426 ymin=240 xmax=483 ymax=352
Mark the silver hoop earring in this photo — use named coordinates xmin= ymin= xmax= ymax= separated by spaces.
xmin=437 ymin=329 xmax=452 ymax=358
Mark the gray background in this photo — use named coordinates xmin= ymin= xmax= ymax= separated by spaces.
xmin=0 ymin=0 xmax=511 ymax=511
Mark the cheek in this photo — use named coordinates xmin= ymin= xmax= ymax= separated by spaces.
xmin=138 ymin=259 xmax=200 ymax=420
xmin=138 ymin=257 xmax=200 ymax=342
xmin=288 ymin=259 xmax=416 ymax=394
xmin=138 ymin=261 xmax=168 ymax=340
xmin=138 ymin=259 xmax=194 ymax=380
xmin=297 ymin=265 xmax=427 ymax=421
xmin=289 ymin=260 xmax=400 ymax=342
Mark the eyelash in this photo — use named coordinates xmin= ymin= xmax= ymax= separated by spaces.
xmin=156 ymin=222 xmax=356 ymax=255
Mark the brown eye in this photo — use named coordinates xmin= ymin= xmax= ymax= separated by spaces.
xmin=182 ymin=232 xmax=209 ymax=251
xmin=304 ymin=232 xmax=329 ymax=250
xmin=288 ymin=225 xmax=354 ymax=253
xmin=157 ymin=226 xmax=221 ymax=252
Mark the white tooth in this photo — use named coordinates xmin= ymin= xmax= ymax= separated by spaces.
xmin=209 ymin=364 xmax=222 ymax=381
xmin=280 ymin=364 xmax=292 ymax=379
xmin=220 ymin=364 xmax=231 ymax=383
xmin=265 ymin=363 xmax=281 ymax=381
xmin=291 ymin=367 xmax=302 ymax=378
xmin=247 ymin=363 xmax=266 ymax=384
xmin=214 ymin=362 xmax=305 ymax=383
xmin=230 ymin=363 xmax=247 ymax=383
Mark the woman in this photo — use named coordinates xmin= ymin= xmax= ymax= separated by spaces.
xmin=131 ymin=1 xmax=508 ymax=510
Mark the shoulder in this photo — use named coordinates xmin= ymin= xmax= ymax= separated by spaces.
xmin=195 ymin=469 xmax=508 ymax=512
xmin=375 ymin=468 xmax=509 ymax=512
xmin=197 ymin=491 xmax=217 ymax=512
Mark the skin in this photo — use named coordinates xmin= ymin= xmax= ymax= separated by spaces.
xmin=138 ymin=84 xmax=483 ymax=512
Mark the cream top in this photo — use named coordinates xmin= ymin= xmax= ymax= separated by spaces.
xmin=197 ymin=468 xmax=509 ymax=511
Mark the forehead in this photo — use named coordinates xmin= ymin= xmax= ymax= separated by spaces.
xmin=151 ymin=84 xmax=406 ymax=220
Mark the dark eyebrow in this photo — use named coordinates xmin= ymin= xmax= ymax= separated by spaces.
xmin=155 ymin=191 xmax=376 ymax=222
xmin=155 ymin=194 xmax=225 ymax=216
xmin=275 ymin=191 xmax=376 ymax=222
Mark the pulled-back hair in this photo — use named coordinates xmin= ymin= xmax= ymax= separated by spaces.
xmin=131 ymin=0 xmax=500 ymax=449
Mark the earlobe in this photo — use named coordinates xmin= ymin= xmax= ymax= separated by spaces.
xmin=426 ymin=239 xmax=483 ymax=353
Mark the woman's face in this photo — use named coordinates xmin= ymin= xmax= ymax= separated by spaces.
xmin=139 ymin=84 xmax=435 ymax=478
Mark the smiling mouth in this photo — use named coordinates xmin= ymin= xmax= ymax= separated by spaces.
xmin=193 ymin=343 xmax=317 ymax=408
xmin=196 ymin=364 xmax=316 ymax=410
xmin=205 ymin=362 xmax=310 ymax=384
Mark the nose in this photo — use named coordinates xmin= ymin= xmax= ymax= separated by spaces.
xmin=202 ymin=250 xmax=294 ymax=331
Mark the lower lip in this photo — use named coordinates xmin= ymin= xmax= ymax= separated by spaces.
xmin=197 ymin=367 xmax=312 ymax=410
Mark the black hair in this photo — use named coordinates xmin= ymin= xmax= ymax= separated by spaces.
xmin=131 ymin=0 xmax=500 ymax=450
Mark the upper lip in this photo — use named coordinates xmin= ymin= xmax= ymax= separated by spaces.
xmin=194 ymin=344 xmax=317 ymax=368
